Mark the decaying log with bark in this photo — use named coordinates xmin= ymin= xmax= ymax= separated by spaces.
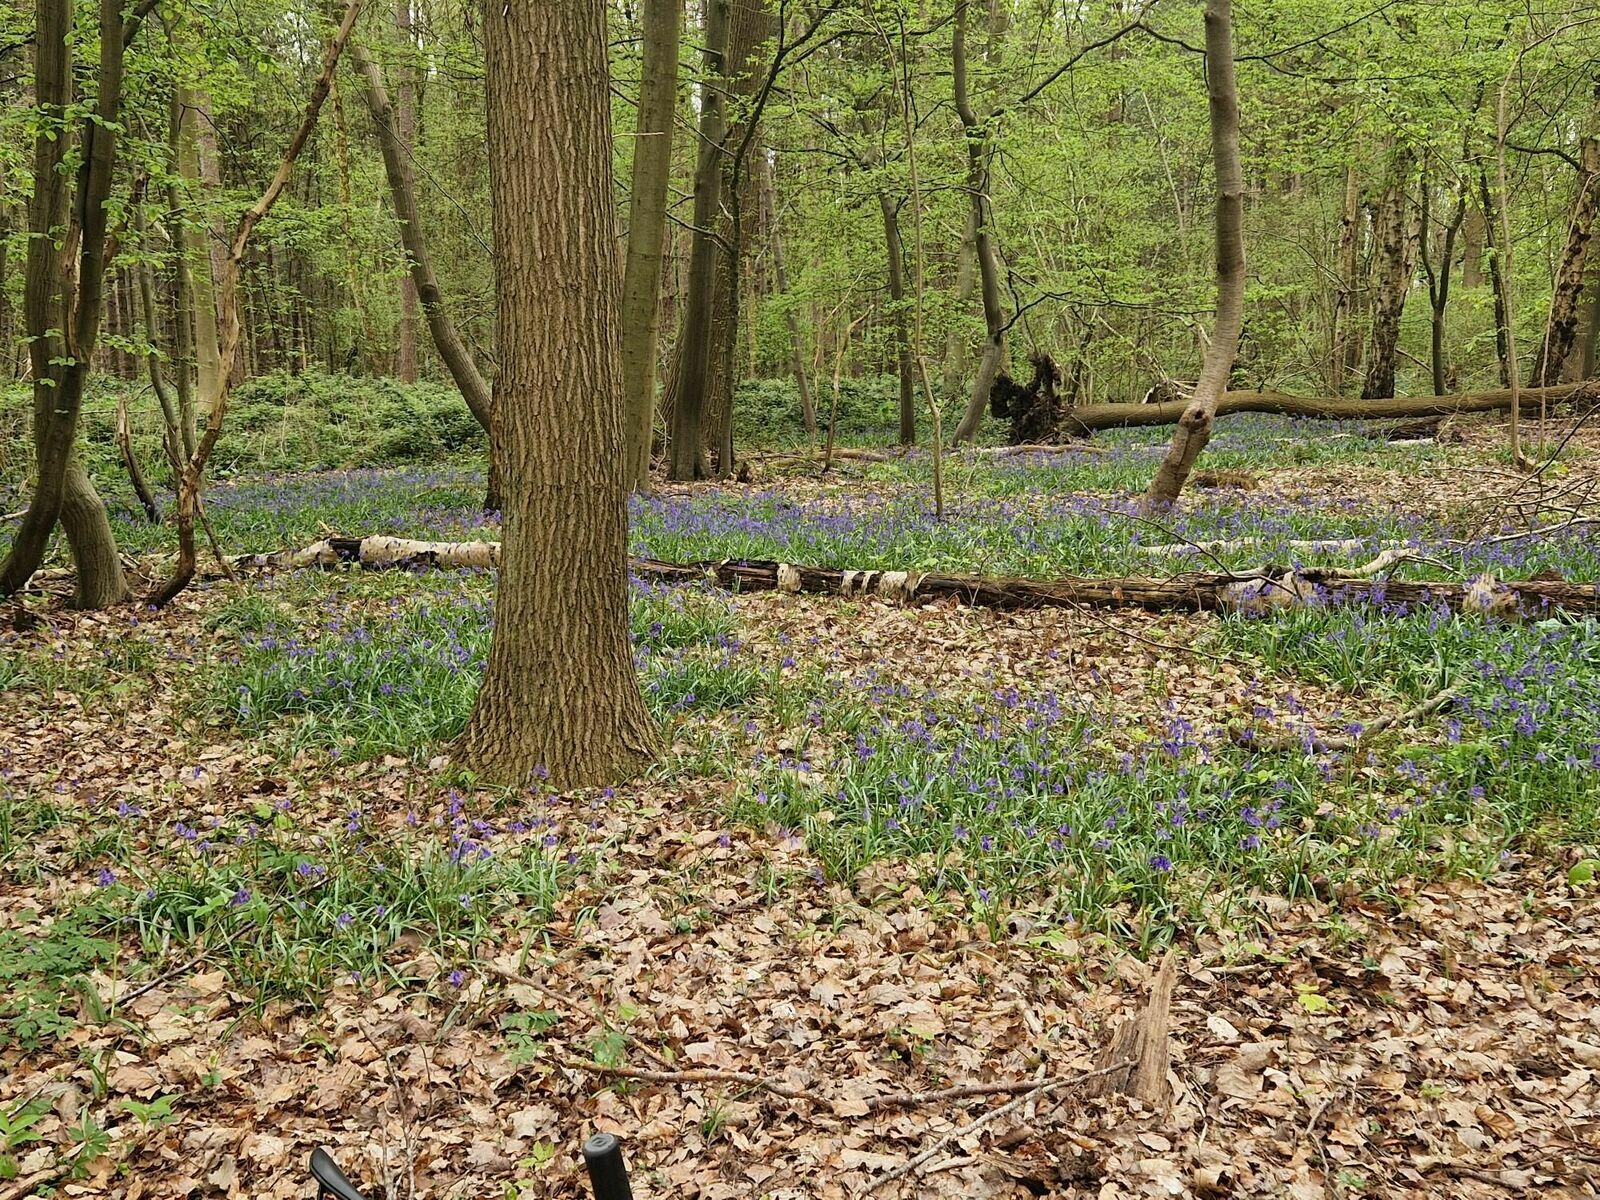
xmin=241 ymin=538 xmax=1600 ymax=616
xmin=1060 ymin=382 xmax=1589 ymax=436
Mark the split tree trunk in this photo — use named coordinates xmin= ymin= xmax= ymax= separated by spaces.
xmin=351 ymin=39 xmax=499 ymax=510
xmin=1361 ymin=151 xmax=1421 ymax=400
xmin=619 ymin=0 xmax=681 ymax=490
xmin=1142 ymin=0 xmax=1244 ymax=510
xmin=950 ymin=0 xmax=1009 ymax=445
xmin=1529 ymin=133 xmax=1600 ymax=387
xmin=942 ymin=209 xmax=978 ymax=399
xmin=459 ymin=0 xmax=660 ymax=789
xmin=0 ymin=0 xmax=130 ymax=608
xmin=1419 ymin=162 xmax=1468 ymax=396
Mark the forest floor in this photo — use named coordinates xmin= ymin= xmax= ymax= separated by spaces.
xmin=2 ymin=410 xmax=1599 ymax=1200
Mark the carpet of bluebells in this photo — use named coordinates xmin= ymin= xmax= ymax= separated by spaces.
xmin=3 ymin=415 xmax=1599 ymax=1027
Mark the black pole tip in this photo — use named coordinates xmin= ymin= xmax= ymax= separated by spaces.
xmin=583 ymin=1132 xmax=620 ymax=1160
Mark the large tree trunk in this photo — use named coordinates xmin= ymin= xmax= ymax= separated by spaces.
xmin=1361 ymin=151 xmax=1421 ymax=400
xmin=950 ymin=0 xmax=1008 ymax=445
xmin=663 ymin=0 xmax=730 ymax=481
xmin=759 ymin=152 xmax=816 ymax=438
xmin=1142 ymin=0 xmax=1244 ymax=510
xmin=351 ymin=39 xmax=499 ymax=510
xmin=459 ymin=0 xmax=661 ymax=789
xmin=619 ymin=0 xmax=681 ymax=490
xmin=394 ymin=0 xmax=419 ymax=382
xmin=0 ymin=0 xmax=129 ymax=606
xmin=1529 ymin=133 xmax=1600 ymax=387
xmin=1460 ymin=199 xmax=1485 ymax=289
xmin=878 ymin=192 xmax=916 ymax=446
xmin=1479 ymin=170 xmax=1511 ymax=386
xmin=1570 ymin=265 xmax=1600 ymax=381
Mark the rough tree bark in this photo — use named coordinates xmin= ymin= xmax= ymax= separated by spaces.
xmin=950 ymin=0 xmax=1009 ymax=444
xmin=458 ymin=0 xmax=661 ymax=789
xmin=177 ymin=86 xmax=223 ymax=407
xmin=394 ymin=0 xmax=419 ymax=382
xmin=663 ymin=0 xmax=730 ymax=481
xmin=1529 ymin=131 xmax=1600 ymax=386
xmin=1479 ymin=170 xmax=1511 ymax=386
xmin=759 ymin=152 xmax=817 ymax=438
xmin=0 ymin=0 xmax=131 ymax=607
xmin=942 ymin=209 xmax=978 ymax=399
xmin=1362 ymin=150 xmax=1421 ymax=400
xmin=1142 ymin=0 xmax=1244 ymax=510
xmin=351 ymin=39 xmax=500 ymax=510
xmin=619 ymin=0 xmax=681 ymax=490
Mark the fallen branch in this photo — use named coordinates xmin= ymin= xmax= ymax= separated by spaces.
xmin=867 ymin=1059 xmax=1136 ymax=1192
xmin=968 ymin=441 xmax=1112 ymax=456
xmin=1323 ymin=684 xmax=1465 ymax=751
xmin=1060 ymin=382 xmax=1589 ymax=435
xmin=240 ymin=538 xmax=1600 ymax=616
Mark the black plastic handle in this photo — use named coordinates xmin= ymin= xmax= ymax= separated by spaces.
xmin=582 ymin=1132 xmax=634 ymax=1200
xmin=310 ymin=1148 xmax=368 ymax=1200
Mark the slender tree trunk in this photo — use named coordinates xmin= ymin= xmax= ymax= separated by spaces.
xmin=329 ymin=73 xmax=380 ymax=370
xmin=1361 ymin=151 xmax=1420 ymax=400
xmin=1479 ymin=170 xmax=1510 ymax=386
xmin=664 ymin=0 xmax=730 ymax=481
xmin=1529 ymin=134 xmax=1600 ymax=386
xmin=942 ymin=208 xmax=978 ymax=398
xmin=759 ymin=151 xmax=816 ymax=437
xmin=0 ymin=0 xmax=129 ymax=606
xmin=619 ymin=0 xmax=681 ymax=489
xmin=1460 ymin=199 xmax=1485 ymax=288
xmin=176 ymin=88 xmax=223 ymax=405
xmin=878 ymin=192 xmax=916 ymax=445
xmin=1329 ymin=161 xmax=1360 ymax=394
xmin=394 ymin=0 xmax=419 ymax=381
xmin=1142 ymin=0 xmax=1244 ymax=510
xmin=701 ymin=0 xmax=773 ymax=477
xmin=1418 ymin=163 xmax=1468 ymax=396
xmin=950 ymin=0 xmax=1008 ymax=444
xmin=459 ymin=0 xmax=661 ymax=789
xmin=351 ymin=40 xmax=499 ymax=509
xmin=1569 ymin=266 xmax=1599 ymax=381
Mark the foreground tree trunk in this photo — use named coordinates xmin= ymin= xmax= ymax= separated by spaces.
xmin=950 ymin=0 xmax=1008 ymax=445
xmin=0 ymin=0 xmax=129 ymax=607
xmin=1419 ymin=162 xmax=1468 ymax=396
xmin=459 ymin=0 xmax=661 ymax=789
xmin=351 ymin=39 xmax=500 ymax=510
xmin=1142 ymin=0 xmax=1244 ymax=510
xmin=1328 ymin=162 xmax=1360 ymax=394
xmin=1529 ymin=132 xmax=1600 ymax=387
xmin=619 ymin=0 xmax=681 ymax=490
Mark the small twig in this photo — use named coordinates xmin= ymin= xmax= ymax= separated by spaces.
xmin=0 ymin=509 xmax=24 ymax=522
xmin=1321 ymin=683 xmax=1463 ymax=751
xmin=486 ymin=962 xmax=677 ymax=1071
xmin=106 ymin=951 xmax=207 ymax=1010
xmin=556 ymin=1059 xmax=822 ymax=1102
xmin=359 ymin=1020 xmax=417 ymax=1200
xmin=868 ymin=1059 xmax=1136 ymax=1191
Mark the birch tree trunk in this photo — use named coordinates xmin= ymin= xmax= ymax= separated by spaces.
xmin=619 ymin=0 xmax=681 ymax=490
xmin=394 ymin=0 xmax=419 ymax=382
xmin=1142 ymin=0 xmax=1244 ymax=511
xmin=460 ymin=0 xmax=660 ymax=789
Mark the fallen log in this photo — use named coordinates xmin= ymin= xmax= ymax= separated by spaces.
xmin=242 ymin=537 xmax=1600 ymax=616
xmin=1059 ymin=382 xmax=1588 ymax=435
